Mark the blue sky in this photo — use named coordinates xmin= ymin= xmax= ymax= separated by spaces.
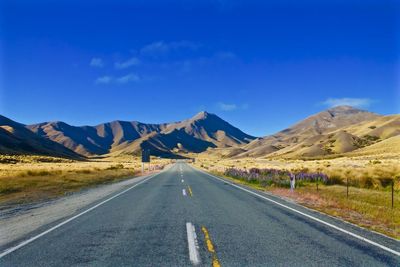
xmin=0 ymin=0 xmax=398 ymax=136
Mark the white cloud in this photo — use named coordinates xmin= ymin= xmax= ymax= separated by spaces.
xmin=95 ymin=75 xmax=112 ymax=84
xmin=116 ymin=73 xmax=140 ymax=84
xmin=90 ymin=57 xmax=104 ymax=67
xmin=141 ymin=41 xmax=169 ymax=55
xmin=321 ymin=98 xmax=373 ymax=108
xmin=217 ymin=102 xmax=237 ymax=111
xmin=140 ymin=40 xmax=200 ymax=56
xmin=95 ymin=73 xmax=140 ymax=85
xmin=115 ymin=57 xmax=140 ymax=69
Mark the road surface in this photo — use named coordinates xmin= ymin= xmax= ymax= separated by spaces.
xmin=1 ymin=162 xmax=399 ymax=266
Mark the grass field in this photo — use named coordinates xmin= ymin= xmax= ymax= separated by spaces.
xmin=0 ymin=155 xmax=169 ymax=206
xmin=194 ymin=154 xmax=400 ymax=189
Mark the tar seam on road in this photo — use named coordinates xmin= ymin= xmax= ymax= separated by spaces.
xmin=0 ymin=172 xmax=162 ymax=259
xmin=201 ymin=226 xmax=221 ymax=267
xmin=194 ymin=166 xmax=400 ymax=257
xmin=186 ymin=222 xmax=201 ymax=265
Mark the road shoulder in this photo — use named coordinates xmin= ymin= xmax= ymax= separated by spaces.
xmin=191 ymin=164 xmax=400 ymax=256
xmin=0 ymin=172 xmax=157 ymax=250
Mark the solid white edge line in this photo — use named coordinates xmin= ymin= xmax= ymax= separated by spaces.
xmin=0 ymin=171 xmax=163 ymax=258
xmin=193 ymin=165 xmax=400 ymax=257
xmin=186 ymin=222 xmax=201 ymax=265
xmin=183 ymin=189 xmax=187 ymax=196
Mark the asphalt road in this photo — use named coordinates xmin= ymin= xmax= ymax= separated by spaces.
xmin=1 ymin=162 xmax=399 ymax=266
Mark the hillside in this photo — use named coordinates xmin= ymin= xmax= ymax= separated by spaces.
xmin=0 ymin=115 xmax=82 ymax=159
xmin=28 ymin=120 xmax=166 ymax=156
xmin=209 ymin=106 xmax=399 ymax=159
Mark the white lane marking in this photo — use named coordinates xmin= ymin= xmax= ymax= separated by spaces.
xmin=0 ymin=172 xmax=162 ymax=258
xmin=182 ymin=189 xmax=187 ymax=196
xmin=182 ymin=179 xmax=184 ymax=183
xmin=193 ymin=166 xmax=400 ymax=257
xmin=186 ymin=222 xmax=201 ymax=265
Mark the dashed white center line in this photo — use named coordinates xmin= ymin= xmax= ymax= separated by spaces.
xmin=181 ymin=179 xmax=184 ymax=183
xmin=182 ymin=189 xmax=187 ymax=196
xmin=186 ymin=222 xmax=201 ymax=265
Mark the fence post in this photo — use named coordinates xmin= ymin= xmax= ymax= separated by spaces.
xmin=347 ymin=177 xmax=349 ymax=199
xmin=392 ymin=179 xmax=394 ymax=209
xmin=316 ymin=177 xmax=319 ymax=192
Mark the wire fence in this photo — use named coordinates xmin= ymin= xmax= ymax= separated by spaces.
xmin=223 ymin=167 xmax=399 ymax=209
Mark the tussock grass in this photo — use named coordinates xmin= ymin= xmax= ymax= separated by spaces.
xmin=194 ymin=154 xmax=400 ymax=190
xmin=0 ymin=155 xmax=169 ymax=206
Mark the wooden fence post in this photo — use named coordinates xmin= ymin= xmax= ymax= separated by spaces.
xmin=347 ymin=177 xmax=349 ymax=199
xmin=392 ymin=179 xmax=394 ymax=209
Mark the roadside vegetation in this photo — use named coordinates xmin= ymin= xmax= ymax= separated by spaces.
xmin=0 ymin=155 xmax=168 ymax=206
xmin=194 ymin=155 xmax=400 ymax=239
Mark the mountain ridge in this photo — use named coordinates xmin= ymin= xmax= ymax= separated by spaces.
xmin=0 ymin=115 xmax=83 ymax=159
xmin=25 ymin=111 xmax=256 ymax=158
xmin=224 ymin=106 xmax=398 ymax=159
xmin=1 ymin=106 xmax=399 ymax=159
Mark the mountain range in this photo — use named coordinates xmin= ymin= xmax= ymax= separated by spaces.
xmin=201 ymin=106 xmax=400 ymax=159
xmin=1 ymin=106 xmax=399 ymax=159
xmin=1 ymin=111 xmax=255 ymax=158
xmin=0 ymin=115 xmax=82 ymax=159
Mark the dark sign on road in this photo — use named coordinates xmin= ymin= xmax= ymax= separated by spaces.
xmin=141 ymin=149 xmax=150 ymax=163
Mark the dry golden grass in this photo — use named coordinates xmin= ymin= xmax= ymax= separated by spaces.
xmin=0 ymin=155 xmax=170 ymax=206
xmin=193 ymin=153 xmax=400 ymax=189
xmin=272 ymin=186 xmax=399 ymax=239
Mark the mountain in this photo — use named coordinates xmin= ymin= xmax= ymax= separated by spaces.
xmin=224 ymin=106 xmax=393 ymax=159
xmin=4 ymin=106 xmax=395 ymax=160
xmin=27 ymin=111 xmax=256 ymax=158
xmin=108 ymin=111 xmax=255 ymax=157
xmin=0 ymin=115 xmax=82 ymax=159
xmin=28 ymin=120 xmax=167 ymax=156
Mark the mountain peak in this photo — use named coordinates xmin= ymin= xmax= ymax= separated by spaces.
xmin=193 ymin=111 xmax=214 ymax=120
xmin=325 ymin=105 xmax=377 ymax=117
xmin=327 ymin=105 xmax=363 ymax=112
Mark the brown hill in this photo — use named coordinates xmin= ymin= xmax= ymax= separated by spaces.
xmin=0 ymin=115 xmax=82 ymax=159
xmin=28 ymin=121 xmax=166 ymax=156
xmin=233 ymin=106 xmax=388 ymax=159
xmin=28 ymin=111 xmax=255 ymax=158
xmin=162 ymin=111 xmax=254 ymax=146
xmin=348 ymin=135 xmax=400 ymax=157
